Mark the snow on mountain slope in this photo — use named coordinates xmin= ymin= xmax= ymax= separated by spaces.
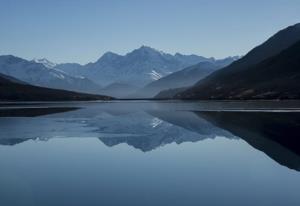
xmin=33 ymin=58 xmax=57 ymax=68
xmin=149 ymin=70 xmax=163 ymax=80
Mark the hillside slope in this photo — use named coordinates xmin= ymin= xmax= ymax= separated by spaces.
xmin=176 ymin=23 xmax=300 ymax=99
xmin=0 ymin=74 xmax=112 ymax=101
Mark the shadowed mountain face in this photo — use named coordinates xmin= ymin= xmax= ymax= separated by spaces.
xmin=196 ymin=111 xmax=300 ymax=171
xmin=0 ymin=74 xmax=112 ymax=101
xmin=176 ymin=23 xmax=300 ymax=100
xmin=133 ymin=59 xmax=237 ymax=98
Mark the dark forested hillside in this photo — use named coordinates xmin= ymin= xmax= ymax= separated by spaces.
xmin=176 ymin=23 xmax=300 ymax=100
xmin=0 ymin=74 xmax=112 ymax=101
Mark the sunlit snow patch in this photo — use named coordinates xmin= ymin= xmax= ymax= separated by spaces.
xmin=148 ymin=70 xmax=163 ymax=80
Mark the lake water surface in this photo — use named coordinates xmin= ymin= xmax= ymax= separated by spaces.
xmin=0 ymin=101 xmax=300 ymax=206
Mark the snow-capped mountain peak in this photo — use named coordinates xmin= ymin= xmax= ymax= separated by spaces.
xmin=33 ymin=58 xmax=57 ymax=68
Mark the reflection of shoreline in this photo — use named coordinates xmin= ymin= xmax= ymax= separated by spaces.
xmin=0 ymin=138 xmax=30 ymax=146
xmin=0 ymin=107 xmax=79 ymax=117
xmin=196 ymin=112 xmax=300 ymax=171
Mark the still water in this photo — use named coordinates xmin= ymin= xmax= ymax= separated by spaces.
xmin=0 ymin=101 xmax=300 ymax=206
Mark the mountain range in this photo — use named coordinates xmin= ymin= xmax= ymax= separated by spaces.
xmin=175 ymin=23 xmax=300 ymax=100
xmin=0 ymin=46 xmax=237 ymax=98
xmin=55 ymin=46 xmax=219 ymax=87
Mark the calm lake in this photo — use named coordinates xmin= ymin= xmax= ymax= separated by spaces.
xmin=0 ymin=101 xmax=300 ymax=206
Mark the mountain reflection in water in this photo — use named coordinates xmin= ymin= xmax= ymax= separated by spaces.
xmin=0 ymin=101 xmax=300 ymax=171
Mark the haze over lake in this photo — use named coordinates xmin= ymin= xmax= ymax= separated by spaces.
xmin=0 ymin=101 xmax=300 ymax=206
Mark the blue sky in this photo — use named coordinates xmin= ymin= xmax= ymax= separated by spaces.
xmin=1 ymin=0 xmax=300 ymax=64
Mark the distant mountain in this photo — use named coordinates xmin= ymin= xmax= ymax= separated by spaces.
xmin=0 ymin=55 xmax=102 ymax=94
xmin=133 ymin=57 xmax=238 ymax=98
xmin=175 ymin=23 xmax=300 ymax=99
xmin=0 ymin=73 xmax=112 ymax=101
xmin=98 ymin=82 xmax=139 ymax=98
xmin=56 ymin=46 xmax=220 ymax=87
xmin=54 ymin=62 xmax=84 ymax=76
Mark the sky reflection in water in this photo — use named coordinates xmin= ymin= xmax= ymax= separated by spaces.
xmin=0 ymin=101 xmax=300 ymax=206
